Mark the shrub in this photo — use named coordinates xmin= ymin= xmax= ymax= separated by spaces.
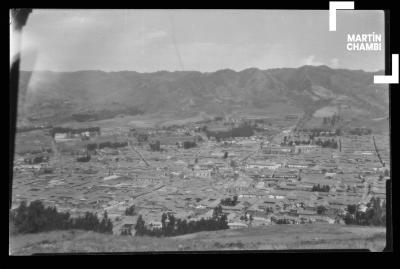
xmin=125 ymin=205 xmax=136 ymax=216
xmin=220 ymin=196 xmax=238 ymax=206
xmin=317 ymin=206 xmax=327 ymax=215
xmin=183 ymin=141 xmax=197 ymax=149
xmin=149 ymin=140 xmax=161 ymax=151
xmin=343 ymin=197 xmax=385 ymax=226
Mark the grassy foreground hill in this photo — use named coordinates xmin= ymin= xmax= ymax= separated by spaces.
xmin=9 ymin=224 xmax=386 ymax=254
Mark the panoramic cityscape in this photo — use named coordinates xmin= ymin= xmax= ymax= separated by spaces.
xmin=10 ymin=9 xmax=389 ymax=253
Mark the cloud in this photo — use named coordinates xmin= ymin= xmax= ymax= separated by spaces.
xmin=301 ymin=55 xmax=340 ymax=69
xmin=302 ymin=55 xmax=323 ymax=66
xmin=21 ymin=10 xmax=384 ymax=72
xmin=330 ymin=58 xmax=340 ymax=68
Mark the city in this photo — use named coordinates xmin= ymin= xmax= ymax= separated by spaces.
xmin=11 ymin=112 xmax=389 ymax=235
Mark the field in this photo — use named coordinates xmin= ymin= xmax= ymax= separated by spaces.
xmin=313 ymin=106 xmax=338 ymax=118
xmin=9 ymin=224 xmax=386 ymax=254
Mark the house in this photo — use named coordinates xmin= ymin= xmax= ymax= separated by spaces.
xmin=191 ymin=169 xmax=212 ymax=178
xmin=119 ymin=223 xmax=134 ymax=235
xmin=247 ymin=202 xmax=266 ymax=213
xmin=148 ymin=221 xmax=162 ymax=229
xmin=54 ymin=133 xmax=68 ymax=140
xmin=287 ymin=163 xmax=309 ymax=169
xmin=175 ymin=160 xmax=187 ymax=167
xmin=325 ymin=172 xmax=336 ymax=179
xmin=221 ymin=203 xmax=245 ymax=212
xmin=263 ymin=198 xmax=277 ymax=205
xmin=315 ymin=216 xmax=335 ymax=224
xmin=265 ymin=163 xmax=282 ymax=170
xmin=268 ymin=194 xmax=285 ymax=200
xmin=255 ymin=181 xmax=266 ymax=190
xmin=246 ymin=162 xmax=281 ymax=170
xmin=253 ymin=216 xmax=271 ymax=225
xmin=297 ymin=209 xmax=317 ymax=217
xmin=294 ymin=145 xmax=318 ymax=153
xmin=373 ymin=166 xmax=387 ymax=172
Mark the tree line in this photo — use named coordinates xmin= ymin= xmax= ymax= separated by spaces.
xmin=133 ymin=205 xmax=229 ymax=237
xmin=275 ymin=218 xmax=293 ymax=224
xmin=296 ymin=128 xmax=342 ymax=139
xmin=281 ymin=136 xmax=338 ymax=149
xmin=220 ymin=195 xmax=239 ymax=206
xmin=10 ymin=200 xmax=113 ymax=234
xmin=348 ymin=127 xmax=372 ymax=136
xmin=322 ymin=114 xmax=342 ymax=127
xmin=281 ymin=138 xmax=312 ymax=146
xmin=314 ymin=138 xmax=338 ymax=149
xmin=311 ymin=184 xmax=330 ymax=192
xmin=204 ymin=122 xmax=255 ymax=142
xmin=87 ymin=141 xmax=128 ymax=151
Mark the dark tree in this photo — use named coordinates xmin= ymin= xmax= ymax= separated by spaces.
xmin=149 ymin=140 xmax=161 ymax=151
xmin=316 ymin=206 xmax=327 ymax=215
xmin=183 ymin=141 xmax=197 ymax=149
xmin=134 ymin=215 xmax=146 ymax=236
xmin=10 ymin=200 xmax=112 ymax=234
xmin=125 ymin=205 xmax=136 ymax=216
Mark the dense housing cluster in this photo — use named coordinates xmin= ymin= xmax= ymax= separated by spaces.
xmin=12 ymin=112 xmax=389 ymax=236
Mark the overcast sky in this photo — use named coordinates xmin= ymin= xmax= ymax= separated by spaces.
xmin=19 ymin=9 xmax=385 ymax=72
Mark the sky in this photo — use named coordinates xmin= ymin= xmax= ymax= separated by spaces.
xmin=18 ymin=9 xmax=386 ymax=73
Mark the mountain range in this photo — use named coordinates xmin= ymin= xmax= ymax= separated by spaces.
xmin=17 ymin=65 xmax=389 ymax=126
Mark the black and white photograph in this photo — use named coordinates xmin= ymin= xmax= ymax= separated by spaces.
xmin=9 ymin=8 xmax=393 ymax=254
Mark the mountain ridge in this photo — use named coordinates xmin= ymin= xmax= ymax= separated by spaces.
xmin=20 ymin=65 xmax=385 ymax=75
xmin=17 ymin=65 xmax=388 ymax=126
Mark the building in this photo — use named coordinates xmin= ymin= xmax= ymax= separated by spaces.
xmin=119 ymin=223 xmax=134 ymax=235
xmin=294 ymin=145 xmax=318 ymax=153
xmin=148 ymin=221 xmax=162 ymax=229
xmin=246 ymin=161 xmax=281 ymax=170
xmin=54 ymin=133 xmax=68 ymax=140
xmin=287 ymin=163 xmax=308 ymax=169
xmin=228 ymin=222 xmax=248 ymax=229
xmin=190 ymin=168 xmax=212 ymax=178
xmin=263 ymin=146 xmax=292 ymax=154
xmin=325 ymin=172 xmax=336 ymax=179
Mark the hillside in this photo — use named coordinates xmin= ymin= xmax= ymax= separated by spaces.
xmin=9 ymin=224 xmax=386 ymax=254
xmin=17 ymin=66 xmax=388 ymax=126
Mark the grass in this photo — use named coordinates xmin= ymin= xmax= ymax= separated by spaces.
xmin=9 ymin=224 xmax=386 ymax=255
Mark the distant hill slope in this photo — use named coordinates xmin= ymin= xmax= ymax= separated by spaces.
xmin=9 ymin=224 xmax=386 ymax=254
xmin=17 ymin=66 xmax=388 ymax=125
